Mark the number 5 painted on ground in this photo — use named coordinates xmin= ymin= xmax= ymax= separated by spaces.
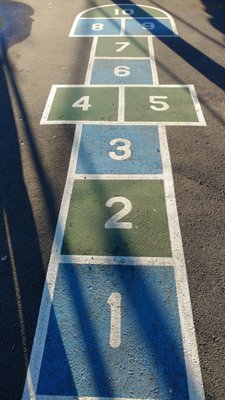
xmin=149 ymin=96 xmax=169 ymax=111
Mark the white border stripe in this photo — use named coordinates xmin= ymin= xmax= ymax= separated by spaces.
xmin=148 ymin=37 xmax=159 ymax=84
xmin=118 ymin=86 xmax=125 ymax=122
xmin=60 ymin=255 xmax=174 ymax=267
xmin=74 ymin=174 xmax=163 ymax=180
xmin=37 ymin=397 xmax=157 ymax=400
xmin=159 ymin=126 xmax=205 ymax=399
xmin=120 ymin=18 xmax=126 ymax=36
xmin=85 ymin=36 xmax=98 ymax=85
xmin=22 ymin=125 xmax=83 ymax=399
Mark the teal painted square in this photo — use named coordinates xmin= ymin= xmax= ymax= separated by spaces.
xmin=76 ymin=125 xmax=162 ymax=174
xmin=37 ymin=263 xmax=189 ymax=399
xmin=125 ymin=18 xmax=175 ymax=36
xmin=91 ymin=59 xmax=153 ymax=84
xmin=73 ymin=18 xmax=122 ymax=36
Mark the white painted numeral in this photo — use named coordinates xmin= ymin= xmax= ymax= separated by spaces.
xmin=114 ymin=66 xmax=130 ymax=77
xmin=109 ymin=138 xmax=132 ymax=161
xmin=92 ymin=23 xmax=104 ymax=31
xmin=105 ymin=197 xmax=132 ymax=229
xmin=72 ymin=96 xmax=91 ymax=111
xmin=149 ymin=96 xmax=169 ymax=111
xmin=114 ymin=8 xmax=134 ymax=16
xmin=142 ymin=22 xmax=155 ymax=30
xmin=108 ymin=293 xmax=121 ymax=348
xmin=115 ymin=42 xmax=130 ymax=53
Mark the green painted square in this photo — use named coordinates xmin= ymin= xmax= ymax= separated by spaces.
xmin=125 ymin=87 xmax=199 ymax=123
xmin=62 ymin=180 xmax=171 ymax=257
xmin=48 ymin=87 xmax=119 ymax=122
xmin=95 ymin=37 xmax=150 ymax=57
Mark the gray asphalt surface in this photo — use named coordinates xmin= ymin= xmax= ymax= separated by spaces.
xmin=0 ymin=0 xmax=224 ymax=399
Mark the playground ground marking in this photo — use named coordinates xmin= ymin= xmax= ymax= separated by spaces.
xmin=118 ymin=86 xmax=125 ymax=122
xmin=69 ymin=4 xmax=178 ymax=37
xmin=23 ymin=5 xmax=205 ymax=399
xmin=148 ymin=37 xmax=159 ymax=84
xmin=60 ymin=255 xmax=174 ymax=267
xmin=41 ymin=84 xmax=206 ymax=126
xmin=85 ymin=36 xmax=98 ymax=85
xmin=74 ymin=174 xmax=163 ymax=180
xmin=159 ymin=126 xmax=205 ymax=398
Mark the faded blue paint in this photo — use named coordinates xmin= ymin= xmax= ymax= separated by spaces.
xmin=91 ymin=59 xmax=153 ymax=84
xmin=76 ymin=125 xmax=162 ymax=175
xmin=37 ymin=263 xmax=189 ymax=399
xmin=125 ymin=18 xmax=175 ymax=36
xmin=73 ymin=19 xmax=122 ymax=36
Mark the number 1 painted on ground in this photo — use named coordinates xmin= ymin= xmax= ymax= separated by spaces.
xmin=107 ymin=293 xmax=122 ymax=348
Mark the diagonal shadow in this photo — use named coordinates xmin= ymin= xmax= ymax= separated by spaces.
xmin=112 ymin=0 xmax=225 ymax=91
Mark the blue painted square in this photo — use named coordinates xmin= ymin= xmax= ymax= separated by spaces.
xmin=73 ymin=18 xmax=122 ymax=36
xmin=37 ymin=264 xmax=189 ymax=399
xmin=91 ymin=59 xmax=153 ymax=84
xmin=76 ymin=125 xmax=162 ymax=175
xmin=125 ymin=18 xmax=175 ymax=36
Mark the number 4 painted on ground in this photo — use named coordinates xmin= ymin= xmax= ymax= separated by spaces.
xmin=72 ymin=96 xmax=91 ymax=111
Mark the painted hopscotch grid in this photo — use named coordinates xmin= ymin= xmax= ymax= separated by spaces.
xmin=41 ymin=84 xmax=206 ymax=126
xmin=69 ymin=4 xmax=178 ymax=37
xmin=23 ymin=4 xmax=206 ymax=400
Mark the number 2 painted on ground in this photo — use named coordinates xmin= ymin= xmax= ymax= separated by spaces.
xmin=105 ymin=197 xmax=132 ymax=229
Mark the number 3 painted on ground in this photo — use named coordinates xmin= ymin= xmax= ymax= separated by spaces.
xmin=109 ymin=138 xmax=132 ymax=161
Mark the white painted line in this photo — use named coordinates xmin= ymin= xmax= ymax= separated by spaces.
xmin=120 ymin=18 xmax=126 ymax=36
xmin=41 ymin=83 xmax=198 ymax=88
xmin=85 ymin=36 xmax=98 ymax=85
xmin=40 ymin=85 xmax=58 ymax=125
xmin=118 ymin=86 xmax=125 ymax=122
xmin=71 ymin=34 xmax=178 ymax=38
xmin=22 ymin=124 xmax=83 ymax=400
xmin=159 ymin=126 xmax=205 ymax=400
xmin=74 ymin=174 xmax=163 ymax=180
xmin=43 ymin=120 xmax=206 ymax=127
xmin=37 ymin=396 xmax=158 ymax=400
xmin=189 ymin=84 xmax=207 ymax=126
xmin=79 ymin=16 xmax=170 ymax=20
xmin=60 ymin=255 xmax=174 ymax=267
xmin=148 ymin=37 xmax=159 ymax=85
xmin=94 ymin=57 xmax=150 ymax=60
